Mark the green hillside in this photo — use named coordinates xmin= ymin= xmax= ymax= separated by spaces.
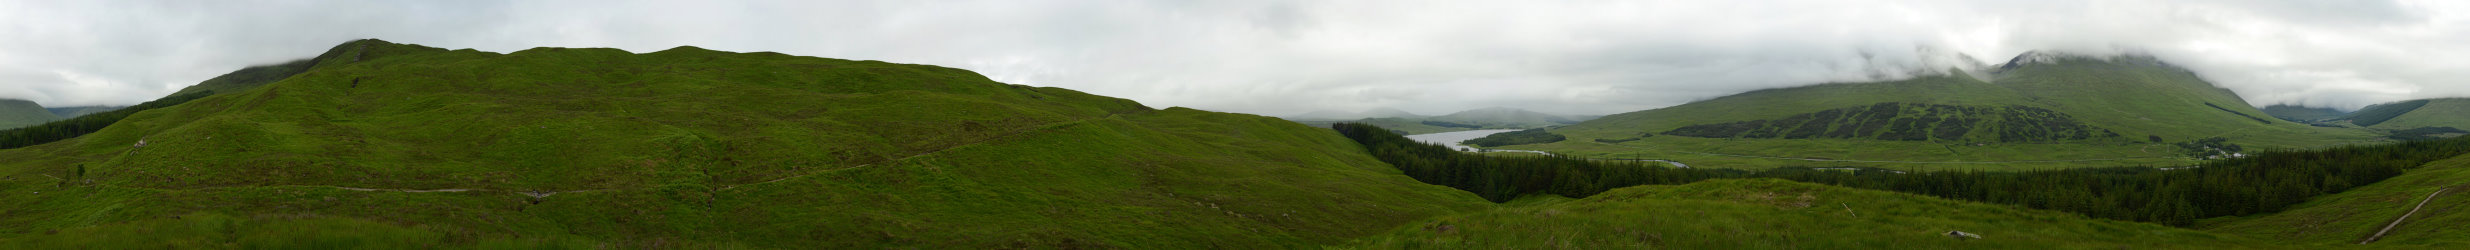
xmin=2202 ymin=153 xmax=2470 ymax=247
xmin=0 ymin=39 xmax=1488 ymax=248
xmin=2263 ymin=104 xmax=2349 ymax=122
xmin=2349 ymin=98 xmax=2470 ymax=130
xmin=1526 ymin=53 xmax=2378 ymax=170
xmin=1347 ymin=179 xmax=2274 ymax=249
xmin=1990 ymin=54 xmax=2362 ymax=147
xmin=0 ymin=99 xmax=60 ymax=129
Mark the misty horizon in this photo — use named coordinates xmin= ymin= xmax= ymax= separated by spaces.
xmin=3 ymin=0 xmax=2465 ymax=116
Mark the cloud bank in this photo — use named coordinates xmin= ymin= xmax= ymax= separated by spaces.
xmin=0 ymin=0 xmax=2462 ymax=115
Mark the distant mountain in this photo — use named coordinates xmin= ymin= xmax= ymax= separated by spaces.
xmin=2260 ymin=104 xmax=2349 ymax=122
xmin=43 ymin=105 xmax=123 ymax=119
xmin=1358 ymin=107 xmax=1422 ymax=119
xmin=1426 ymin=107 xmax=1590 ymax=128
xmin=1286 ymin=107 xmax=1596 ymax=134
xmin=0 ymin=99 xmax=60 ymax=129
xmin=1284 ymin=107 xmax=1425 ymax=120
xmin=1546 ymin=51 xmax=2377 ymax=169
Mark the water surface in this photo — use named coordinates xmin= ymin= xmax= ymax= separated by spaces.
xmin=1403 ymin=129 xmax=1519 ymax=152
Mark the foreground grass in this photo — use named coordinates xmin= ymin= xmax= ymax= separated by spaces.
xmin=1346 ymin=179 xmax=2272 ymax=249
xmin=0 ymin=40 xmax=1487 ymax=248
xmin=2201 ymin=153 xmax=2470 ymax=247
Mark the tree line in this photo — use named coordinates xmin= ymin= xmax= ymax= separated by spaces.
xmin=0 ymin=91 xmax=214 ymax=149
xmin=1334 ymin=122 xmax=2470 ymax=226
xmin=1461 ymin=128 xmax=1566 ymax=147
xmin=1334 ymin=123 xmax=1739 ymax=202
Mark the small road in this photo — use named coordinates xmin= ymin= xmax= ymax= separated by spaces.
xmin=2360 ymin=187 xmax=2452 ymax=244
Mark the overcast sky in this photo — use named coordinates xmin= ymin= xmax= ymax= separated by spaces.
xmin=2 ymin=0 xmax=2464 ymax=115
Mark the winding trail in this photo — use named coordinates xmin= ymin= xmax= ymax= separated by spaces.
xmin=2360 ymin=187 xmax=2452 ymax=244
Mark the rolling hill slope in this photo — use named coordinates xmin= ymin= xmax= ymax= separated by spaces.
xmin=1528 ymin=53 xmax=2377 ymax=170
xmin=0 ymin=99 xmax=58 ymax=129
xmin=2346 ymin=98 xmax=2470 ymax=130
xmin=0 ymin=39 xmax=1488 ymax=248
xmin=2263 ymin=104 xmax=2349 ymax=122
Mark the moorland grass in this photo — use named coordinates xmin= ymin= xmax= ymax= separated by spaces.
xmin=0 ymin=40 xmax=1487 ymax=248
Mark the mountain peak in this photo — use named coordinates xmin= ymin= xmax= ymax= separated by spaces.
xmin=1999 ymin=50 xmax=2168 ymax=70
xmin=306 ymin=39 xmax=449 ymax=68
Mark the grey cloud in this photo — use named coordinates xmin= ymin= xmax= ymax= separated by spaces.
xmin=0 ymin=0 xmax=2463 ymax=114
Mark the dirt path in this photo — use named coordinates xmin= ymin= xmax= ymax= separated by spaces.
xmin=2360 ymin=187 xmax=2452 ymax=244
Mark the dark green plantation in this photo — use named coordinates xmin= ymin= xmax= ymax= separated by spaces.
xmin=1459 ymin=128 xmax=1566 ymax=147
xmin=1659 ymin=102 xmax=2120 ymax=142
xmin=0 ymin=91 xmax=214 ymax=149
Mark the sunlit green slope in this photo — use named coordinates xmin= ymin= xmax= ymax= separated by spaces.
xmin=0 ymin=39 xmax=1486 ymax=248
xmin=1987 ymin=54 xmax=2368 ymax=147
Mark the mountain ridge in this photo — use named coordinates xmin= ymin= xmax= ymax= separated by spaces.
xmin=0 ymin=39 xmax=1487 ymax=248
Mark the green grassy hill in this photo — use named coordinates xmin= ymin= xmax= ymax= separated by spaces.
xmin=2201 ymin=152 xmax=2470 ymax=247
xmin=2347 ymin=98 xmax=2470 ymax=130
xmin=0 ymin=39 xmax=1488 ymax=248
xmin=0 ymin=99 xmax=60 ymax=129
xmin=2263 ymin=104 xmax=2349 ymax=122
xmin=1347 ymin=179 xmax=2274 ymax=249
xmin=1525 ymin=53 xmax=2378 ymax=170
